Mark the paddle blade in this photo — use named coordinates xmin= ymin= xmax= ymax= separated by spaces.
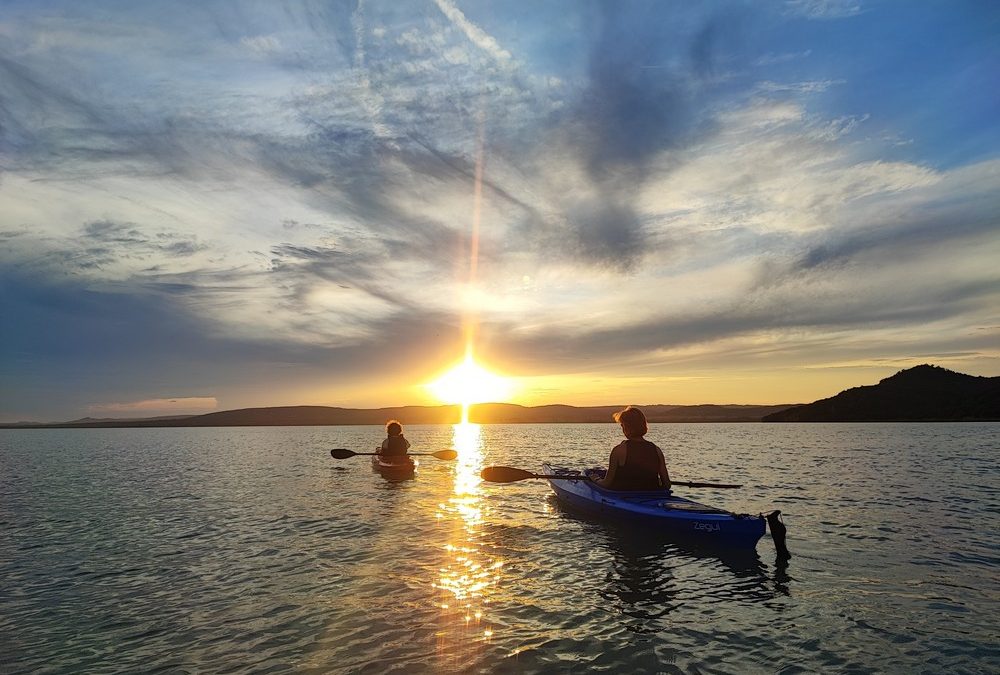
xmin=432 ymin=449 xmax=459 ymax=460
xmin=766 ymin=510 xmax=791 ymax=560
xmin=480 ymin=466 xmax=537 ymax=483
xmin=330 ymin=448 xmax=357 ymax=459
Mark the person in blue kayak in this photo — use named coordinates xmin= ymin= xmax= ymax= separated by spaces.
xmin=379 ymin=420 xmax=411 ymax=457
xmin=593 ymin=406 xmax=671 ymax=491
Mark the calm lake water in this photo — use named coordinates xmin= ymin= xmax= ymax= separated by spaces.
xmin=1 ymin=423 xmax=998 ymax=674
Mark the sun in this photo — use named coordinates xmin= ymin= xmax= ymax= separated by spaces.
xmin=427 ymin=354 xmax=514 ymax=408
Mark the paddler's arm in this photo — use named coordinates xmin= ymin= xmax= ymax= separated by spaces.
xmin=656 ymin=447 xmax=671 ymax=489
xmin=594 ymin=444 xmax=624 ymax=488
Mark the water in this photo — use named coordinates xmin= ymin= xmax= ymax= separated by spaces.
xmin=1 ymin=423 xmax=998 ymax=674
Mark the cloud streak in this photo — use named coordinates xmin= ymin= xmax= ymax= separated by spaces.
xmin=89 ymin=397 xmax=218 ymax=415
xmin=432 ymin=0 xmax=512 ymax=64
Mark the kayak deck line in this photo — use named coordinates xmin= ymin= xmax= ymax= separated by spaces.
xmin=592 ymin=494 xmax=735 ymax=515
xmin=654 ymin=502 xmax=734 ymax=514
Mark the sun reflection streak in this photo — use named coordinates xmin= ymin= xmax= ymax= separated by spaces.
xmin=433 ymin=422 xmax=502 ymax=665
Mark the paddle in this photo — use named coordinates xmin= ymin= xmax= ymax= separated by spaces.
xmin=330 ymin=448 xmax=458 ymax=460
xmin=480 ymin=465 xmax=742 ymax=489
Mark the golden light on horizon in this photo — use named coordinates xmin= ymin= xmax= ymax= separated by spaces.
xmin=426 ymin=354 xmax=515 ymax=410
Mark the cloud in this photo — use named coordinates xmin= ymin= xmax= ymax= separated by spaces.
xmin=240 ymin=34 xmax=280 ymax=56
xmin=791 ymin=159 xmax=1000 ymax=271
xmin=2 ymin=218 xmax=207 ymax=278
xmin=753 ymin=50 xmax=813 ymax=66
xmin=1 ymin=1 xmax=998 ymax=418
xmin=432 ymin=0 xmax=512 ymax=64
xmin=83 ymin=219 xmax=207 ymax=259
xmin=496 ymin=262 xmax=1000 ymax=373
xmin=757 ymin=79 xmax=844 ymax=94
xmin=88 ymin=397 xmax=218 ymax=415
xmin=785 ymin=0 xmax=864 ymax=19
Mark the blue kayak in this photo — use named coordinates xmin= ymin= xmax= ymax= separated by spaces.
xmin=542 ymin=464 xmax=766 ymax=548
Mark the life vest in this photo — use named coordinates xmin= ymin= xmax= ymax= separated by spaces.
xmin=606 ymin=439 xmax=663 ymax=491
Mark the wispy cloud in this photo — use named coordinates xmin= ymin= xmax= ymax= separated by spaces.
xmin=89 ymin=397 xmax=218 ymax=416
xmin=240 ymin=34 xmax=280 ymax=56
xmin=432 ymin=0 xmax=512 ymax=64
xmin=757 ymin=79 xmax=844 ymax=94
xmin=753 ymin=50 xmax=813 ymax=66
xmin=785 ymin=0 xmax=864 ymax=19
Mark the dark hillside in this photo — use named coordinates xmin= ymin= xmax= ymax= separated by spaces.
xmin=763 ymin=365 xmax=1000 ymax=422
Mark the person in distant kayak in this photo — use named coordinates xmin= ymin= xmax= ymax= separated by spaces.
xmin=594 ymin=406 xmax=671 ymax=491
xmin=379 ymin=420 xmax=411 ymax=457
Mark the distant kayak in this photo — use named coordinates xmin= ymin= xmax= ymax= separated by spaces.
xmin=542 ymin=464 xmax=766 ymax=548
xmin=372 ymin=454 xmax=416 ymax=480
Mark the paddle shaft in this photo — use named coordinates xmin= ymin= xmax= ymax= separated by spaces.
xmin=351 ymin=452 xmax=440 ymax=457
xmin=535 ymin=474 xmax=741 ymax=489
xmin=330 ymin=448 xmax=457 ymax=459
xmin=480 ymin=466 xmax=741 ymax=489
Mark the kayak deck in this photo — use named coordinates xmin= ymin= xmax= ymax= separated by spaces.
xmin=542 ymin=464 xmax=765 ymax=548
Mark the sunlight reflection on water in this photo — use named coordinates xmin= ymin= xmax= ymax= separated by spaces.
xmin=433 ymin=423 xmax=503 ymax=667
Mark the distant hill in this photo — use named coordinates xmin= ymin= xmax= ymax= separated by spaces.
xmin=469 ymin=403 xmax=793 ymax=423
xmin=10 ymin=365 xmax=997 ymax=427
xmin=7 ymin=405 xmax=461 ymax=429
xmin=763 ymin=365 xmax=1000 ymax=422
xmin=64 ymin=415 xmax=195 ymax=424
xmin=1 ymin=402 xmax=795 ymax=429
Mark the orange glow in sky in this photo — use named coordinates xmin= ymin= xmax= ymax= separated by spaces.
xmin=426 ymin=353 xmax=515 ymax=409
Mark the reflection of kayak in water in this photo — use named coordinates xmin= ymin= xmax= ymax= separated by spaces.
xmin=542 ymin=464 xmax=766 ymax=549
xmin=372 ymin=454 xmax=416 ymax=480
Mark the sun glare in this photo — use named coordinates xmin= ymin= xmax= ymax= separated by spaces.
xmin=427 ymin=355 xmax=514 ymax=408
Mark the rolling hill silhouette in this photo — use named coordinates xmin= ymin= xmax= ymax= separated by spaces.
xmin=7 ymin=364 xmax=994 ymax=428
xmin=2 ymin=403 xmax=794 ymax=428
xmin=763 ymin=365 xmax=999 ymax=422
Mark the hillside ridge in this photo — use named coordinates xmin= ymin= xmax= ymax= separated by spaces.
xmin=763 ymin=365 xmax=999 ymax=422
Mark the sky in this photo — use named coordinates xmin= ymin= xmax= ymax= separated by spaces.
xmin=1 ymin=0 xmax=998 ymax=421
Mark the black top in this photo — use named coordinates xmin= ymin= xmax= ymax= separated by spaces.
xmin=606 ymin=439 xmax=663 ymax=491
xmin=382 ymin=434 xmax=409 ymax=456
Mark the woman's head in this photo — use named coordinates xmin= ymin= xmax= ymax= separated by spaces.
xmin=385 ymin=420 xmax=402 ymax=436
xmin=613 ymin=406 xmax=647 ymax=438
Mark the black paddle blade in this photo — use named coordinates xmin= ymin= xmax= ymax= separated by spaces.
xmin=433 ymin=449 xmax=459 ymax=460
xmin=480 ymin=466 xmax=536 ymax=483
xmin=330 ymin=448 xmax=356 ymax=459
xmin=766 ymin=510 xmax=791 ymax=560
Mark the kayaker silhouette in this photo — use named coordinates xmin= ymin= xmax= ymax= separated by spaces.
xmin=593 ymin=406 xmax=671 ymax=491
xmin=379 ymin=420 xmax=411 ymax=456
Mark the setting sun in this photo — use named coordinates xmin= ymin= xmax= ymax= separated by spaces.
xmin=426 ymin=355 xmax=515 ymax=408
